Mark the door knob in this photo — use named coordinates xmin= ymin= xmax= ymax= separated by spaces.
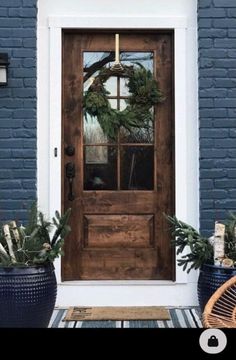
xmin=65 ymin=145 xmax=75 ymax=156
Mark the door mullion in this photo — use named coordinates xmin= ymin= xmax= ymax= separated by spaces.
xmin=117 ymin=76 xmax=121 ymax=190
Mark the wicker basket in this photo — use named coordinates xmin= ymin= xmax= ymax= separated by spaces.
xmin=197 ymin=263 xmax=236 ymax=313
xmin=0 ymin=263 xmax=57 ymax=328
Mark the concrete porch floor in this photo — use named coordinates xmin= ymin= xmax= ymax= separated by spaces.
xmin=49 ymin=307 xmax=203 ymax=328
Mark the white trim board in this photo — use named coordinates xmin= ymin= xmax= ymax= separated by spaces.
xmin=48 ymin=16 xmax=187 ymax=29
xmin=37 ymin=15 xmax=199 ymax=306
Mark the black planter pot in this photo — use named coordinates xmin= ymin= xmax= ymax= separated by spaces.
xmin=0 ymin=263 xmax=57 ymax=328
xmin=197 ymin=263 xmax=236 ymax=313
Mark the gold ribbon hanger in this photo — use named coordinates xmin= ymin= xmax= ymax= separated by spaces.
xmin=111 ymin=33 xmax=123 ymax=71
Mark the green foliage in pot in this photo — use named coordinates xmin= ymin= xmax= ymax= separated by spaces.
xmin=166 ymin=213 xmax=236 ymax=273
xmin=0 ymin=203 xmax=71 ymax=267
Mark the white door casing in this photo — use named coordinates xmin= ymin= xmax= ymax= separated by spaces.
xmin=37 ymin=1 xmax=199 ymax=306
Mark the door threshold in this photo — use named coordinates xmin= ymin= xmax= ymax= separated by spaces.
xmin=59 ymin=280 xmax=179 ymax=286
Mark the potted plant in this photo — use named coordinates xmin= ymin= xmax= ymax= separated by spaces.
xmin=0 ymin=204 xmax=71 ymax=328
xmin=166 ymin=213 xmax=236 ymax=312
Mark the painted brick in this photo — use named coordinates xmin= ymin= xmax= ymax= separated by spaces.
xmin=201 ymin=190 xmax=228 ymax=199
xmin=0 ymin=0 xmax=36 ymax=222
xmin=199 ymin=78 xmax=214 ymax=88
xmin=12 ymin=68 xmax=35 ymax=78
xmin=215 ymin=179 xmax=236 ymax=188
xmin=0 ymin=38 xmax=22 ymax=47
xmin=229 ymin=129 xmax=236 ymax=137
xmin=200 ymin=180 xmax=214 ymax=189
xmin=0 ymin=18 xmax=22 ymax=27
xmin=214 ymin=59 xmax=236 ymax=68
xmin=201 ymin=149 xmax=228 ymax=158
xmin=199 ymin=109 xmax=227 ymax=117
xmin=198 ymin=0 xmax=236 ymax=235
xmin=0 ymin=150 xmax=11 ymax=158
xmin=23 ymin=0 xmax=37 ymax=7
xmin=12 ymin=88 xmax=36 ymax=98
xmin=200 ymin=89 xmax=227 ymax=97
xmin=215 ymin=200 xmax=236 ymax=209
xmin=0 ymin=180 xmax=22 ymax=189
xmin=228 ymin=149 xmax=236 ymax=158
xmin=8 ymin=8 xmax=37 ymax=18
xmin=198 ymin=18 xmax=213 ymax=27
xmin=228 ymin=170 xmax=236 ymax=178
xmin=199 ymin=98 xmax=214 ymax=107
xmin=214 ymin=38 xmax=236 ymax=48
xmin=0 ymin=0 xmax=22 ymax=5
xmin=23 ymin=38 xmax=36 ymax=48
xmin=13 ymin=109 xmax=36 ymax=118
xmin=214 ymin=139 xmax=236 ymax=148
xmin=200 ymin=138 xmax=214 ymax=148
xmin=198 ymin=8 xmax=226 ymax=17
xmin=200 ymin=129 xmax=229 ymax=138
xmin=200 ymin=49 xmax=228 ymax=58
xmin=200 ymin=58 xmax=214 ymax=68
xmin=228 ymin=30 xmax=236 ymax=37
xmin=199 ymin=38 xmax=213 ymax=48
xmin=213 ymin=0 xmax=236 ymax=7
xmin=12 ymin=48 xmax=35 ymax=58
xmin=11 ymin=29 xmax=36 ymax=37
xmin=200 ymin=169 xmax=227 ymax=178
xmin=12 ymin=129 xmax=36 ymax=138
xmin=23 ymin=58 xmax=36 ymax=67
xmin=228 ymin=109 xmax=236 ymax=117
xmin=0 ymin=120 xmax=23 ymax=128
xmin=213 ymin=19 xmax=236 ymax=28
xmin=12 ymin=149 xmax=36 ymax=158
xmin=228 ymin=50 xmax=236 ymax=58
xmin=229 ymin=190 xmax=236 ymax=198
xmin=198 ymin=0 xmax=212 ymax=8
xmin=200 ymin=68 xmax=228 ymax=77
xmin=0 ymin=9 xmax=8 ymax=17
xmin=215 ymin=78 xmax=236 ymax=87
xmin=228 ymin=88 xmax=236 ymax=96
xmin=22 ymin=180 xmax=36 ymax=189
xmin=214 ymin=98 xmax=236 ymax=107
xmin=198 ymin=29 xmax=227 ymax=38
xmin=227 ymin=8 xmax=236 ymax=17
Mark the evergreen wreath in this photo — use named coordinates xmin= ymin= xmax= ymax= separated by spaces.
xmin=83 ymin=63 xmax=164 ymax=140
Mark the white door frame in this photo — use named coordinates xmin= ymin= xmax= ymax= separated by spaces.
xmin=38 ymin=16 xmax=199 ymax=298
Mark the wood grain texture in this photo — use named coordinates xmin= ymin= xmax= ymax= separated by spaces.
xmin=62 ymin=31 xmax=174 ymax=281
xmin=84 ymin=215 xmax=153 ymax=248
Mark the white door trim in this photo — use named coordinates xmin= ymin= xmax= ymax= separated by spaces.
xmin=38 ymin=15 xmax=198 ymax=288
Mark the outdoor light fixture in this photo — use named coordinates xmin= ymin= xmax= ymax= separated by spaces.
xmin=0 ymin=53 xmax=9 ymax=86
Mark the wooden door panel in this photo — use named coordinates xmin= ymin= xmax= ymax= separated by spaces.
xmin=82 ymin=192 xmax=157 ymax=213
xmin=62 ymin=31 xmax=175 ymax=281
xmin=84 ymin=215 xmax=154 ymax=248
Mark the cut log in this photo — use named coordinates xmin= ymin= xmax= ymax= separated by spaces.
xmin=3 ymin=224 xmax=16 ymax=263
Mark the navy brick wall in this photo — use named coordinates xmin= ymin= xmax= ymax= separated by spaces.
xmin=198 ymin=0 xmax=236 ymax=235
xmin=0 ymin=0 xmax=37 ymax=222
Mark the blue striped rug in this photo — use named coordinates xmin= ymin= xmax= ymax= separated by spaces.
xmin=49 ymin=307 xmax=202 ymax=328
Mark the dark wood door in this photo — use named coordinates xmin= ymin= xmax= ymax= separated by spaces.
xmin=62 ymin=31 xmax=174 ymax=280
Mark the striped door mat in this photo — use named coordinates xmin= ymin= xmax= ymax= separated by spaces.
xmin=49 ymin=307 xmax=202 ymax=328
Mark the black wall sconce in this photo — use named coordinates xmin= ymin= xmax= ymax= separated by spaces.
xmin=0 ymin=54 xmax=9 ymax=86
